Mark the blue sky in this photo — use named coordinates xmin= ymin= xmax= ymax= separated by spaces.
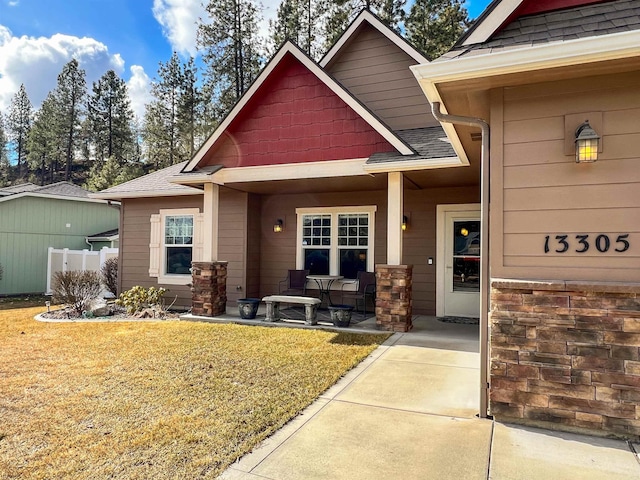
xmin=0 ymin=0 xmax=491 ymax=118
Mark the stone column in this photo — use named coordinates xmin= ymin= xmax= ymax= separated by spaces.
xmin=191 ymin=261 xmax=228 ymax=316
xmin=375 ymin=264 xmax=413 ymax=332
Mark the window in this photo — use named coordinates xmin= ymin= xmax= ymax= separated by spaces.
xmin=165 ymin=215 xmax=193 ymax=275
xmin=297 ymin=206 xmax=375 ymax=278
xmin=150 ymin=208 xmax=203 ymax=285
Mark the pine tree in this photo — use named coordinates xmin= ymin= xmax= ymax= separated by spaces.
xmin=0 ymin=113 xmax=10 ymax=186
xmin=405 ymin=0 xmax=469 ymax=60
xmin=87 ymin=70 xmax=136 ymax=165
xmin=27 ymin=93 xmax=62 ymax=185
xmin=7 ymin=84 xmax=33 ymax=180
xmin=84 ymin=156 xmax=143 ymax=191
xmin=177 ymin=56 xmax=202 ymax=159
xmin=53 ymin=59 xmax=86 ymax=181
xmin=269 ymin=0 xmax=324 ymax=59
xmin=321 ymin=1 xmax=405 ymax=51
xmin=198 ymin=0 xmax=263 ymax=121
xmin=143 ymin=53 xmax=183 ymax=169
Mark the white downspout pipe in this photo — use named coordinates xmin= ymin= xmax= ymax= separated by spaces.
xmin=431 ymin=102 xmax=490 ymax=419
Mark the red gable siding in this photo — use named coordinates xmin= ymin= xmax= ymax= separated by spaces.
xmin=200 ymin=53 xmax=396 ymax=168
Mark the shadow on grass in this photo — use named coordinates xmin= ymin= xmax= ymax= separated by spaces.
xmin=0 ymin=295 xmax=51 ymax=311
xmin=328 ymin=331 xmax=391 ymax=346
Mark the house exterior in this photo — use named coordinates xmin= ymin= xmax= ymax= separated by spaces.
xmin=0 ymin=182 xmax=119 ymax=295
xmin=412 ymin=0 xmax=640 ymax=438
xmin=95 ymin=10 xmax=481 ymax=328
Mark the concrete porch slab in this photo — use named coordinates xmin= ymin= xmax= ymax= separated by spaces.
xmin=334 ymin=353 xmax=479 ymax=418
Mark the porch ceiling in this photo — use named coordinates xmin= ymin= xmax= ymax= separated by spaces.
xmin=218 ymin=163 xmax=480 ymax=195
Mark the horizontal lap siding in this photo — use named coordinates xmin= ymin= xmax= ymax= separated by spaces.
xmin=498 ymin=71 xmax=640 ymax=281
xmin=327 ymin=24 xmax=437 ymax=130
xmin=120 ymin=196 xmax=202 ymax=306
xmin=219 ymin=189 xmax=248 ymax=304
xmin=258 ymin=186 xmax=479 ymax=315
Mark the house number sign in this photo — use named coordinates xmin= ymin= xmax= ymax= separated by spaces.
xmin=544 ymin=234 xmax=630 ymax=254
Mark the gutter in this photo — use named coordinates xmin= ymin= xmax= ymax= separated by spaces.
xmin=431 ymin=102 xmax=490 ymax=419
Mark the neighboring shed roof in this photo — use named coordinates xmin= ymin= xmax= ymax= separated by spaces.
xmin=87 ymin=228 xmax=119 ymax=240
xmin=35 ymin=182 xmax=91 ymax=198
xmin=442 ymin=0 xmax=640 ymax=60
xmin=91 ymin=161 xmax=202 ymax=200
xmin=0 ymin=182 xmax=41 ymax=195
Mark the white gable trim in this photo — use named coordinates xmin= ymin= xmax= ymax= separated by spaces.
xmin=183 ymin=42 xmax=413 ymax=172
xmin=364 ymin=156 xmax=464 ymax=173
xmin=320 ymin=10 xmax=429 ymax=67
xmin=0 ymin=192 xmax=113 ymax=205
xmin=461 ymin=0 xmax=524 ymax=46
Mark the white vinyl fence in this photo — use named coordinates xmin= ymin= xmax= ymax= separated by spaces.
xmin=46 ymin=247 xmax=119 ymax=295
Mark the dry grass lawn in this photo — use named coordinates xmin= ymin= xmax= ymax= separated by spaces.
xmin=0 ymin=306 xmax=388 ymax=479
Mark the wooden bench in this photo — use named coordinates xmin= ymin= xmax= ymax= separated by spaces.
xmin=261 ymin=295 xmax=321 ymax=325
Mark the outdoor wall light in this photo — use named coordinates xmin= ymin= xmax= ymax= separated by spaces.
xmin=575 ymin=120 xmax=599 ymax=163
xmin=273 ymin=219 xmax=284 ymax=233
xmin=402 ymin=215 xmax=409 ymax=231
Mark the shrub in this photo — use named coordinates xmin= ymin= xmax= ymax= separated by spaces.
xmin=52 ymin=270 xmax=102 ymax=315
xmin=100 ymin=257 xmax=118 ymax=296
xmin=116 ymin=286 xmax=167 ymax=315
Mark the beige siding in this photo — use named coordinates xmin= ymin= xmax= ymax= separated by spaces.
xmin=218 ymin=189 xmax=249 ymax=304
xmin=257 ymin=185 xmax=479 ymax=315
xmin=492 ymin=71 xmax=640 ymax=282
xmin=120 ymin=196 xmax=203 ymax=307
xmin=327 ymin=24 xmax=437 ymax=131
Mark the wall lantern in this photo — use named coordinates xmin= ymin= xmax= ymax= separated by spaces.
xmin=273 ymin=219 xmax=284 ymax=233
xmin=401 ymin=215 xmax=409 ymax=231
xmin=575 ymin=120 xmax=599 ymax=163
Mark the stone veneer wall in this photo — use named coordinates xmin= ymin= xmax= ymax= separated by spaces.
xmin=375 ymin=265 xmax=413 ymax=332
xmin=191 ymin=262 xmax=228 ymax=316
xmin=490 ymin=279 xmax=640 ymax=439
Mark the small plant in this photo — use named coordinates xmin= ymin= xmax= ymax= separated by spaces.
xmin=52 ymin=270 xmax=102 ymax=316
xmin=100 ymin=257 xmax=118 ymax=297
xmin=116 ymin=285 xmax=167 ymax=315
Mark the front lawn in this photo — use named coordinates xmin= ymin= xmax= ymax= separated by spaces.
xmin=0 ymin=307 xmax=388 ymax=479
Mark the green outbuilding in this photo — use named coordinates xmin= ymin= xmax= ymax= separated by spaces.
xmin=0 ymin=182 xmax=119 ymax=296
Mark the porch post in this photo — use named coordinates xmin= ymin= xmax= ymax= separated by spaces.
xmin=387 ymin=172 xmax=403 ymax=265
xmin=202 ymin=183 xmax=219 ymax=261
xmin=191 ymin=183 xmax=227 ymax=317
xmin=376 ymin=172 xmax=413 ymax=332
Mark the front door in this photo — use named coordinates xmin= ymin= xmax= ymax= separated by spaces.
xmin=437 ymin=205 xmax=481 ymax=318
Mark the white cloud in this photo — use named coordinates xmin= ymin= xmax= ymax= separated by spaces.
xmin=152 ymin=0 xmax=206 ymax=56
xmin=127 ymin=65 xmax=152 ymax=120
xmin=0 ymin=25 xmax=124 ymax=112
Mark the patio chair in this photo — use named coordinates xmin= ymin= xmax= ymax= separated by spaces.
xmin=279 ymin=269 xmax=310 ymax=296
xmin=341 ymin=271 xmax=376 ymax=317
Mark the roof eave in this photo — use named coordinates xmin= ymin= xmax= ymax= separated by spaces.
xmin=89 ymin=189 xmax=202 ymax=201
xmin=364 ymin=156 xmax=463 ymax=173
xmin=411 ymin=30 xmax=640 ymax=162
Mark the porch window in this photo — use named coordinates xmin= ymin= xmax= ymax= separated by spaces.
xmin=297 ymin=206 xmax=376 ymax=279
xmin=149 ymin=208 xmax=203 ymax=285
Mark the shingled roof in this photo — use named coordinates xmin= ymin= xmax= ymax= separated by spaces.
xmin=0 ymin=181 xmax=91 ymax=199
xmin=93 ymin=161 xmax=202 ymax=199
xmin=441 ymin=0 xmax=640 ymax=60
xmin=366 ymin=127 xmax=456 ymax=165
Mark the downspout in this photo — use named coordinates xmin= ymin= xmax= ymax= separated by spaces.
xmin=432 ymin=102 xmax=490 ymax=419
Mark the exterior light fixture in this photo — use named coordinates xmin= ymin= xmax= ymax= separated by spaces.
xmin=575 ymin=120 xmax=599 ymax=163
xmin=401 ymin=215 xmax=409 ymax=231
xmin=460 ymin=227 xmax=469 ymax=237
xmin=273 ymin=219 xmax=284 ymax=233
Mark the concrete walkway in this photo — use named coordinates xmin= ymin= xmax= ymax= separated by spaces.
xmin=218 ymin=317 xmax=640 ymax=480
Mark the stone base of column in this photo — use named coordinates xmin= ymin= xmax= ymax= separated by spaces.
xmin=375 ymin=265 xmax=413 ymax=332
xmin=191 ymin=261 xmax=228 ymax=316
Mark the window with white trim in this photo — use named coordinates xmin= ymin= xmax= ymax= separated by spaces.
xmin=297 ymin=206 xmax=376 ymax=279
xmin=150 ymin=208 xmax=203 ymax=285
